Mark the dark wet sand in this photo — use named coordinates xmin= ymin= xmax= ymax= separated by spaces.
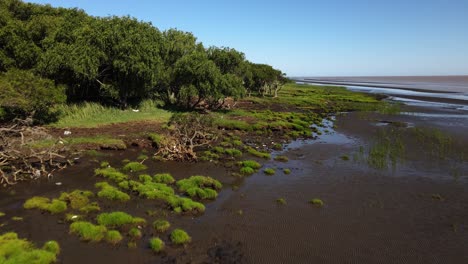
xmin=1 ymin=107 xmax=467 ymax=263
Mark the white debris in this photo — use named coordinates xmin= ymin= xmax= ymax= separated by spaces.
xmin=58 ymin=141 xmax=64 ymax=144
xmin=64 ymin=130 xmax=72 ymax=135
xmin=132 ymin=109 xmax=140 ymax=112
xmin=55 ymin=182 xmax=62 ymax=186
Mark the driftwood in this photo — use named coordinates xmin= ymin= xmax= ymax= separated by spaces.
xmin=0 ymin=123 xmax=70 ymax=186
xmin=154 ymin=113 xmax=218 ymax=161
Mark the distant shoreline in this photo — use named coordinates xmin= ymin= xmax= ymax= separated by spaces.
xmin=293 ymin=76 xmax=468 ymax=94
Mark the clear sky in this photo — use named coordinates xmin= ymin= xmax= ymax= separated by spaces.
xmin=25 ymin=0 xmax=468 ymax=77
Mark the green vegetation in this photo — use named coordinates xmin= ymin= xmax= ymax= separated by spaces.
xmin=283 ymin=168 xmax=291 ymax=174
xmin=95 ymin=182 xmax=131 ymax=202
xmin=274 ymin=155 xmax=289 ymax=162
xmin=309 ymin=199 xmax=324 ymax=207
xmin=240 ymin=166 xmax=255 ymax=175
xmin=0 ymin=212 xmax=5 ymax=217
xmin=340 ymin=155 xmax=350 ymax=161
xmin=225 ymin=148 xmax=243 ymax=157
xmin=128 ymin=228 xmax=142 ymax=239
xmin=153 ymin=220 xmax=171 ymax=233
xmin=24 ymin=196 xmax=67 ymax=214
xmin=69 ymin=221 xmax=108 ymax=242
xmin=263 ymin=168 xmax=276 ymax=175
xmin=148 ymin=133 xmax=167 ymax=148
xmin=153 ymin=173 xmax=175 ymax=184
xmin=176 ymin=176 xmax=222 ymax=200
xmin=58 ymin=190 xmax=94 ymax=210
xmin=105 ymin=230 xmax=123 ymax=245
xmin=80 ymin=202 xmax=101 ymax=214
xmin=139 ymin=174 xmax=153 ymax=183
xmin=100 ymin=161 xmax=110 ymax=168
xmin=122 ymin=162 xmax=148 ymax=173
xmin=11 ymin=216 xmax=23 ymax=221
xmin=149 ymin=237 xmax=165 ymax=253
xmin=0 ymin=232 xmax=60 ymax=264
xmin=96 ymin=212 xmax=145 ymax=228
xmin=246 ymin=147 xmax=271 ymax=159
xmin=170 ymin=229 xmax=191 ymax=245
xmin=137 ymin=154 xmax=149 ymax=161
xmin=239 ymin=160 xmax=262 ymax=169
xmin=94 ymin=167 xmax=128 ymax=182
xmin=30 ymin=136 xmax=126 ymax=150
xmin=276 ymin=198 xmax=287 ymax=205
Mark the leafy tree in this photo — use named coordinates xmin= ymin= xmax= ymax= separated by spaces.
xmin=0 ymin=69 xmax=65 ymax=123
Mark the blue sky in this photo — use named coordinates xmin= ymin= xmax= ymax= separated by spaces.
xmin=26 ymin=0 xmax=468 ymax=77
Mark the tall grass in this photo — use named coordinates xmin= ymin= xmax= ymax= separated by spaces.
xmin=52 ymin=100 xmax=171 ymax=128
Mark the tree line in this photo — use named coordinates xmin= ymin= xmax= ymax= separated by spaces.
xmin=0 ymin=0 xmax=288 ymax=123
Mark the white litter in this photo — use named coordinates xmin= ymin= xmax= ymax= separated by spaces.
xmin=132 ymin=109 xmax=140 ymax=112
xmin=64 ymin=130 xmax=72 ymax=135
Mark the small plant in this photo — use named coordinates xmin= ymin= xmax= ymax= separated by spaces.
xmin=42 ymin=240 xmax=60 ymax=255
xmin=225 ymin=148 xmax=242 ymax=157
xmin=137 ymin=154 xmax=149 ymax=161
xmin=240 ymin=166 xmax=255 ymax=175
xmin=232 ymin=140 xmax=243 ymax=147
xmin=122 ymin=162 xmax=147 ymax=172
xmin=80 ymin=202 xmax=101 ymax=213
xmin=128 ymin=228 xmax=142 ymax=239
xmin=274 ymin=155 xmax=289 ymax=162
xmin=263 ymin=168 xmax=276 ymax=175
xmin=105 ymin=230 xmax=123 ymax=245
xmin=153 ymin=220 xmax=170 ymax=233
xmin=100 ymin=161 xmax=110 ymax=168
xmin=95 ymin=182 xmax=130 ymax=202
xmin=139 ymin=174 xmax=153 ymax=183
xmin=239 ymin=160 xmax=261 ymax=169
xmin=149 ymin=237 xmax=165 ymax=253
xmin=309 ymin=198 xmax=324 ymax=207
xmin=246 ymin=147 xmax=271 ymax=159
xmin=127 ymin=241 xmax=137 ymax=248
xmin=11 ymin=216 xmax=23 ymax=221
xmin=272 ymin=143 xmax=283 ymax=151
xmin=283 ymin=168 xmax=291 ymax=174
xmin=0 ymin=212 xmax=5 ymax=217
xmin=276 ymin=198 xmax=287 ymax=205
xmin=69 ymin=221 xmax=107 ymax=242
xmin=94 ymin=167 xmax=128 ymax=182
xmin=176 ymin=175 xmax=222 ymax=200
xmin=24 ymin=196 xmax=67 ymax=214
xmin=170 ymin=229 xmax=191 ymax=245
xmin=58 ymin=190 xmax=94 ymax=210
xmin=96 ymin=212 xmax=143 ymax=228
xmin=153 ymin=173 xmax=175 ymax=184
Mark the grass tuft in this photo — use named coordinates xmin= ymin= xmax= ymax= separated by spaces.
xmin=105 ymin=230 xmax=123 ymax=245
xmin=23 ymin=196 xmax=67 ymax=214
xmin=0 ymin=232 xmax=59 ymax=264
xmin=263 ymin=168 xmax=276 ymax=175
xmin=149 ymin=237 xmax=165 ymax=253
xmin=69 ymin=221 xmax=107 ymax=242
xmin=122 ymin=162 xmax=147 ymax=173
xmin=153 ymin=220 xmax=170 ymax=233
xmin=94 ymin=167 xmax=128 ymax=182
xmin=153 ymin=173 xmax=175 ymax=184
xmin=95 ymin=182 xmax=130 ymax=202
xmin=309 ymin=198 xmax=324 ymax=207
xmin=170 ymin=229 xmax=191 ymax=245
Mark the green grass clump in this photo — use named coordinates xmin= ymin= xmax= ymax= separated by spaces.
xmin=118 ymin=180 xmax=143 ymax=191
xmin=148 ymin=133 xmax=166 ymax=148
xmin=153 ymin=173 xmax=175 ymax=184
xmin=232 ymin=140 xmax=243 ymax=147
xmin=0 ymin=232 xmax=59 ymax=264
xmin=246 ymin=147 xmax=271 ymax=159
xmin=170 ymin=197 xmax=206 ymax=214
xmin=283 ymin=168 xmax=291 ymax=174
xmin=263 ymin=168 xmax=276 ymax=175
xmin=58 ymin=190 xmax=94 ymax=210
xmin=274 ymin=155 xmax=289 ymax=162
xmin=95 ymin=182 xmax=130 ymax=202
xmin=272 ymin=143 xmax=283 ymax=150
xmin=0 ymin=212 xmax=5 ymax=217
xmin=309 ymin=198 xmax=324 ymax=207
xmin=149 ymin=237 xmax=165 ymax=253
xmin=225 ymin=148 xmax=242 ymax=157
xmin=170 ymin=229 xmax=191 ymax=245
xmin=212 ymin=146 xmax=225 ymax=154
xmin=100 ymin=161 xmax=110 ymax=168
xmin=80 ymin=202 xmax=101 ymax=214
xmin=240 ymin=166 xmax=255 ymax=175
xmin=199 ymin=150 xmax=220 ymax=161
xmin=128 ymin=228 xmax=142 ymax=239
xmin=136 ymin=182 xmax=175 ymax=199
xmin=153 ymin=220 xmax=170 ymax=233
xmin=176 ymin=176 xmax=222 ymax=200
xmin=42 ymin=241 xmax=60 ymax=255
xmin=105 ymin=230 xmax=123 ymax=245
xmin=23 ymin=196 xmax=67 ymax=214
xmin=137 ymin=154 xmax=149 ymax=161
xmin=240 ymin=160 xmax=262 ymax=169
xmin=96 ymin=212 xmax=145 ymax=228
xmin=122 ymin=162 xmax=147 ymax=172
xmin=276 ymin=198 xmax=287 ymax=205
xmin=69 ymin=221 xmax=107 ymax=242
xmin=139 ymin=174 xmax=153 ymax=183
xmin=94 ymin=167 xmax=128 ymax=182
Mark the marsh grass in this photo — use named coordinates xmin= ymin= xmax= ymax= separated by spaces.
xmin=105 ymin=230 xmax=123 ymax=245
xmin=246 ymin=147 xmax=271 ymax=159
xmin=128 ymin=228 xmax=142 ymax=239
xmin=94 ymin=167 xmax=128 ymax=182
xmin=24 ymin=196 xmax=67 ymax=214
xmin=309 ymin=198 xmax=324 ymax=207
xmin=122 ymin=162 xmax=147 ymax=172
xmin=30 ymin=136 xmax=126 ymax=150
xmin=153 ymin=173 xmax=175 ymax=184
xmin=149 ymin=237 xmax=165 ymax=253
xmin=69 ymin=221 xmax=107 ymax=242
xmin=170 ymin=229 xmax=191 ymax=245
xmin=53 ymin=102 xmax=172 ymax=128
xmin=176 ymin=176 xmax=222 ymax=200
xmin=96 ymin=212 xmax=145 ymax=228
xmin=263 ymin=168 xmax=276 ymax=175
xmin=283 ymin=168 xmax=291 ymax=174
xmin=0 ymin=232 xmax=60 ymax=264
xmin=95 ymin=182 xmax=130 ymax=202
xmin=274 ymin=155 xmax=289 ymax=162
xmin=153 ymin=220 xmax=170 ymax=233
xmin=276 ymin=198 xmax=286 ymax=205
xmin=58 ymin=190 xmax=94 ymax=210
